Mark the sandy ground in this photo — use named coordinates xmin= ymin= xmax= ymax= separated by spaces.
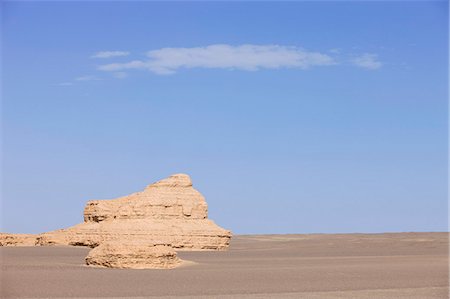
xmin=0 ymin=232 xmax=448 ymax=298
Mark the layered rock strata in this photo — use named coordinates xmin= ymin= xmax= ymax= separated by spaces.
xmin=85 ymin=242 xmax=183 ymax=269
xmin=2 ymin=174 xmax=231 ymax=251
xmin=0 ymin=233 xmax=38 ymax=246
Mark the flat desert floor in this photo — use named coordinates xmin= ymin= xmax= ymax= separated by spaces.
xmin=1 ymin=232 xmax=448 ymax=298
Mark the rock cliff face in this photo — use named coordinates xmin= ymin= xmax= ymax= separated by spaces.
xmin=84 ymin=173 xmax=208 ymax=222
xmin=85 ymin=242 xmax=183 ymax=269
xmin=31 ymin=174 xmax=230 ymax=250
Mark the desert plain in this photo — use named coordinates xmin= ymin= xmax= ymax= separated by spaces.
xmin=1 ymin=232 xmax=448 ymax=298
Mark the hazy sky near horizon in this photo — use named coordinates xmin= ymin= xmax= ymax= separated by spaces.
xmin=2 ymin=1 xmax=448 ymax=234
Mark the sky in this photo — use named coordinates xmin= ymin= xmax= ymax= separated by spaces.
xmin=1 ymin=1 xmax=448 ymax=235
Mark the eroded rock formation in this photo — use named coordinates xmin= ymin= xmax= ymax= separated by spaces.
xmin=1 ymin=174 xmax=231 ymax=251
xmin=85 ymin=242 xmax=183 ymax=269
xmin=0 ymin=233 xmax=38 ymax=246
xmin=84 ymin=173 xmax=207 ymax=222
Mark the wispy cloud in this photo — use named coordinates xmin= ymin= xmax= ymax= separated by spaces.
xmin=75 ymin=75 xmax=101 ymax=81
xmin=352 ymin=53 xmax=382 ymax=70
xmin=91 ymin=51 xmax=130 ymax=59
xmin=98 ymin=44 xmax=336 ymax=75
xmin=58 ymin=82 xmax=73 ymax=86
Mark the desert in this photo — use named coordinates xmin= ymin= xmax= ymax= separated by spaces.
xmin=3 ymin=1 xmax=448 ymax=298
xmin=1 ymin=232 xmax=448 ymax=298
xmin=1 ymin=174 xmax=448 ymax=298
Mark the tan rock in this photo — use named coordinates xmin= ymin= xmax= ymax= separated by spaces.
xmin=2 ymin=174 xmax=231 ymax=251
xmin=85 ymin=242 xmax=182 ymax=269
xmin=37 ymin=218 xmax=230 ymax=250
xmin=84 ymin=173 xmax=208 ymax=222
xmin=0 ymin=233 xmax=37 ymax=246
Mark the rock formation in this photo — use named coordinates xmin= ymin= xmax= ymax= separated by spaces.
xmin=85 ymin=242 xmax=183 ymax=269
xmin=0 ymin=233 xmax=38 ymax=246
xmin=1 ymin=174 xmax=231 ymax=251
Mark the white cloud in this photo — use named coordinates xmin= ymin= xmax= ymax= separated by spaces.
xmin=75 ymin=75 xmax=100 ymax=81
xmin=352 ymin=53 xmax=382 ymax=70
xmin=98 ymin=60 xmax=148 ymax=72
xmin=91 ymin=51 xmax=130 ymax=59
xmin=98 ymin=44 xmax=336 ymax=75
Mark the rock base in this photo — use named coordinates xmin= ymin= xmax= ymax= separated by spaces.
xmin=85 ymin=242 xmax=183 ymax=269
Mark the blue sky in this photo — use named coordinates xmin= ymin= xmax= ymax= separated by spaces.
xmin=2 ymin=1 xmax=448 ymax=234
